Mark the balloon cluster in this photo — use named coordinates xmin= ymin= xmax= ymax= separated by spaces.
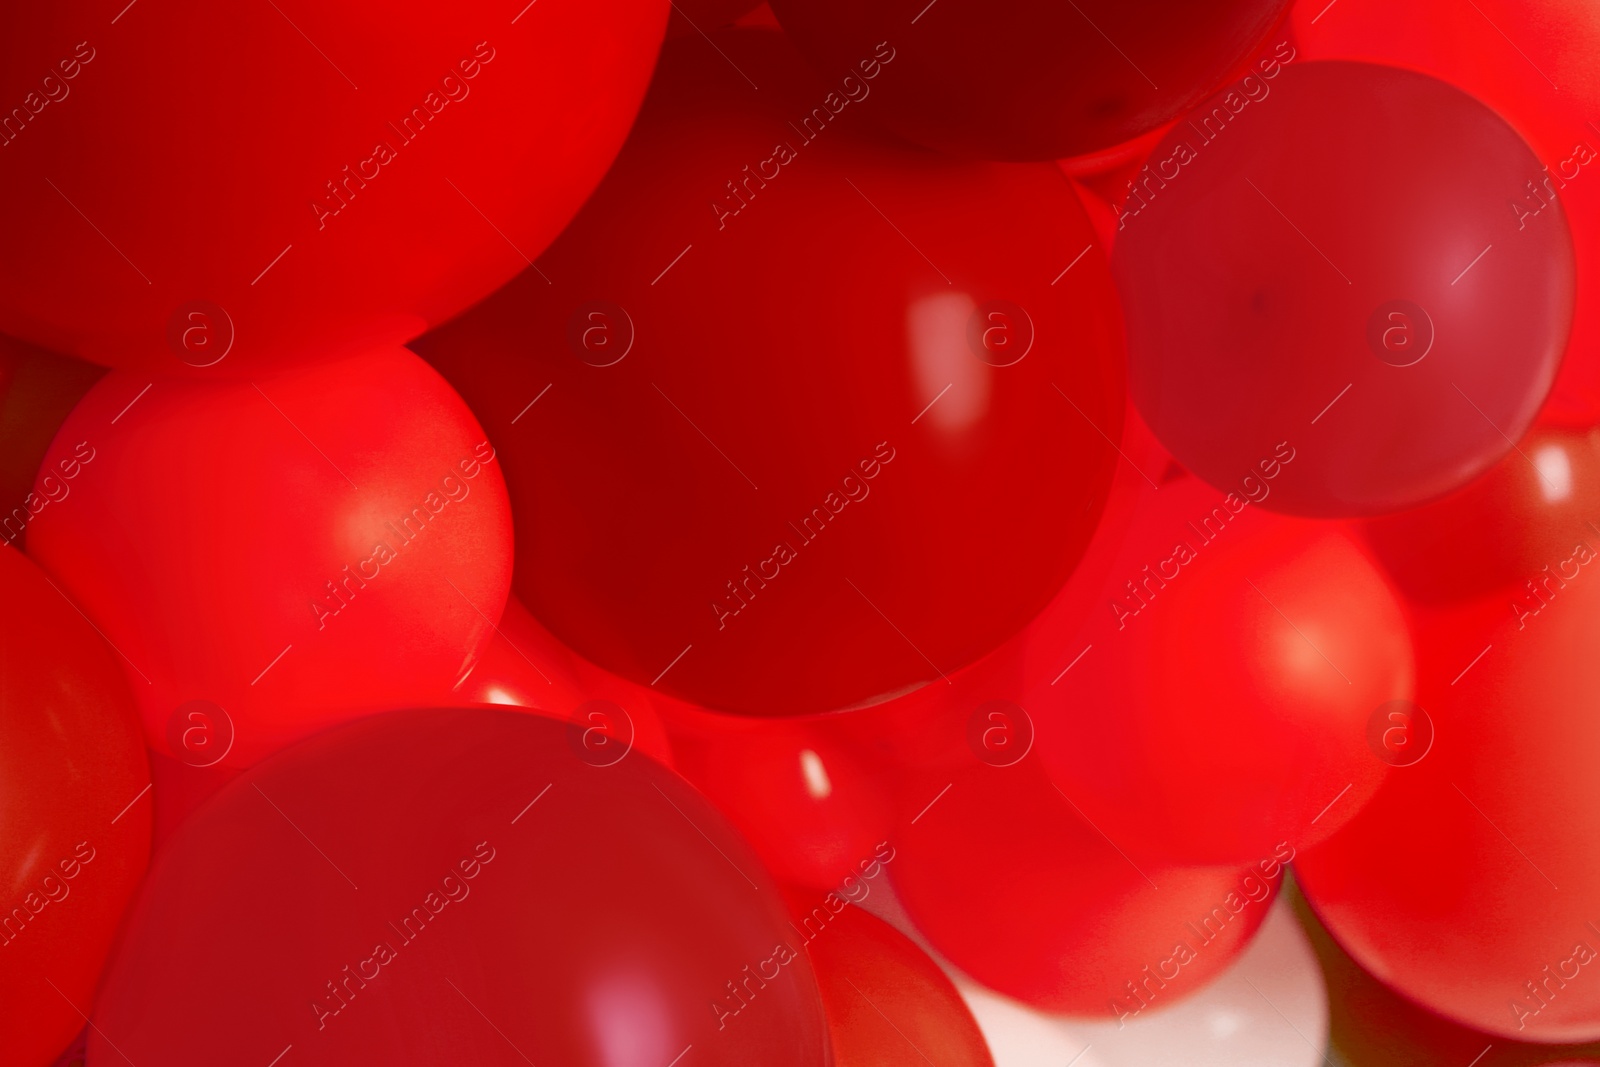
xmin=1 ymin=1 xmax=1596 ymax=1065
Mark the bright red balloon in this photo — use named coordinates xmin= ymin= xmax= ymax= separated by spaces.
xmin=1298 ymin=575 xmax=1600 ymax=1042
xmin=1289 ymin=0 xmax=1600 ymax=428
xmin=765 ymin=0 xmax=1291 ymax=160
xmin=451 ymin=593 xmax=677 ymax=768
xmin=415 ymin=29 xmax=1125 ymax=717
xmin=668 ymin=715 xmax=895 ymax=890
xmin=786 ymin=893 xmax=993 ymax=1066
xmin=1114 ymin=60 xmax=1575 ymax=516
xmin=890 ymin=756 xmax=1283 ymax=1017
xmin=1035 ymin=471 xmax=1415 ymax=864
xmin=0 ymin=1 xmax=668 ymax=376
xmin=0 ymin=547 xmax=150 ymax=1067
xmin=89 ymin=707 xmax=831 ymax=1065
xmin=1362 ymin=427 xmax=1600 ymax=605
xmin=27 ymin=346 xmax=513 ymax=767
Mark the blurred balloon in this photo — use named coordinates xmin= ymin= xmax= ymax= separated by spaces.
xmin=27 ymin=347 xmax=513 ymax=767
xmin=1 ymin=546 xmax=150 ymax=1067
xmin=90 ymin=707 xmax=831 ymax=1066
xmin=671 ymin=716 xmax=895 ymax=890
xmin=1362 ymin=426 xmax=1600 ymax=605
xmin=890 ymin=755 xmax=1280 ymax=1014
xmin=449 ymin=594 xmax=676 ymax=767
xmin=1288 ymin=0 xmax=1600 ymax=428
xmin=789 ymin=894 xmax=992 ymax=1065
xmin=0 ymin=0 xmax=669 ymax=376
xmin=1037 ymin=471 xmax=1414 ymax=864
xmin=1298 ymin=576 xmax=1600 ymax=1042
xmin=668 ymin=0 xmax=762 ymax=36
xmin=416 ymin=29 xmax=1125 ymax=718
xmin=1115 ymin=61 xmax=1574 ymax=516
xmin=766 ymin=0 xmax=1291 ymax=160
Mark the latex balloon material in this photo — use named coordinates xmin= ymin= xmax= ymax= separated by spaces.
xmin=448 ymin=594 xmax=676 ymax=768
xmin=890 ymin=757 xmax=1282 ymax=1015
xmin=765 ymin=0 xmax=1291 ymax=160
xmin=1291 ymin=883 xmax=1600 ymax=1067
xmin=1036 ymin=471 xmax=1415 ymax=864
xmin=1114 ymin=60 xmax=1575 ymax=516
xmin=789 ymin=895 xmax=993 ymax=1066
xmin=670 ymin=717 xmax=895 ymax=890
xmin=0 ymin=338 xmax=103 ymax=547
xmin=0 ymin=1 xmax=668 ymax=376
xmin=1297 ymin=580 xmax=1600 ymax=1042
xmin=1056 ymin=897 xmax=1329 ymax=1067
xmin=416 ymin=29 xmax=1125 ymax=717
xmin=1363 ymin=427 xmax=1600 ymax=604
xmin=90 ymin=707 xmax=831 ymax=1066
xmin=1289 ymin=0 xmax=1600 ymax=428
xmin=26 ymin=347 xmax=513 ymax=767
xmin=668 ymin=0 xmax=762 ymax=37
xmin=0 ymin=547 xmax=150 ymax=1067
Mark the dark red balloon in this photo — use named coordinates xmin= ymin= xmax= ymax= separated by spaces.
xmin=27 ymin=347 xmax=513 ymax=767
xmin=0 ymin=337 xmax=102 ymax=549
xmin=890 ymin=756 xmax=1281 ymax=1016
xmin=1035 ymin=470 xmax=1415 ymax=864
xmin=787 ymin=894 xmax=993 ymax=1066
xmin=765 ymin=0 xmax=1291 ymax=160
xmin=90 ymin=707 xmax=831 ymax=1066
xmin=1290 ymin=0 xmax=1600 ymax=428
xmin=415 ymin=29 xmax=1125 ymax=717
xmin=668 ymin=715 xmax=895 ymax=890
xmin=0 ymin=547 xmax=150 ymax=1067
xmin=1297 ymin=577 xmax=1600 ymax=1042
xmin=0 ymin=0 xmax=668 ymax=376
xmin=1362 ymin=426 xmax=1600 ymax=605
xmin=1114 ymin=60 xmax=1575 ymax=516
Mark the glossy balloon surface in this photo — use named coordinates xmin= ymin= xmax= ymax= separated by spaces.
xmin=1115 ymin=61 xmax=1574 ymax=515
xmin=90 ymin=708 xmax=831 ymax=1066
xmin=0 ymin=0 xmax=668 ymax=375
xmin=27 ymin=347 xmax=513 ymax=767
xmin=416 ymin=29 xmax=1125 ymax=717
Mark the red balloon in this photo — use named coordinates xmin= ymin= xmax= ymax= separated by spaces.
xmin=452 ymin=593 xmax=677 ymax=768
xmin=667 ymin=0 xmax=762 ymax=37
xmin=765 ymin=0 xmax=1291 ymax=160
xmin=0 ymin=1 xmax=668 ymax=376
xmin=1114 ymin=60 xmax=1575 ymax=516
xmin=1297 ymin=575 xmax=1600 ymax=1042
xmin=0 ymin=547 xmax=150 ymax=1067
xmin=1289 ymin=0 xmax=1600 ymax=428
xmin=1362 ymin=426 xmax=1600 ymax=605
xmin=89 ymin=707 xmax=831 ymax=1065
xmin=890 ymin=755 xmax=1283 ymax=1017
xmin=667 ymin=715 xmax=895 ymax=890
xmin=1035 ymin=471 xmax=1415 ymax=864
xmin=786 ymin=894 xmax=993 ymax=1066
xmin=415 ymin=29 xmax=1125 ymax=717
xmin=26 ymin=346 xmax=513 ymax=767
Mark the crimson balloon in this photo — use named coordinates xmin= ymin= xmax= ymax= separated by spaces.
xmin=0 ymin=0 xmax=668 ymax=376
xmin=1036 ymin=471 xmax=1415 ymax=863
xmin=27 ymin=346 xmax=513 ymax=767
xmin=765 ymin=0 xmax=1291 ymax=160
xmin=1114 ymin=60 xmax=1575 ymax=515
xmin=89 ymin=707 xmax=831 ymax=1065
xmin=0 ymin=337 xmax=102 ymax=547
xmin=1297 ymin=572 xmax=1600 ymax=1042
xmin=0 ymin=547 xmax=150 ymax=1067
xmin=1289 ymin=0 xmax=1600 ymax=428
xmin=415 ymin=29 xmax=1125 ymax=717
